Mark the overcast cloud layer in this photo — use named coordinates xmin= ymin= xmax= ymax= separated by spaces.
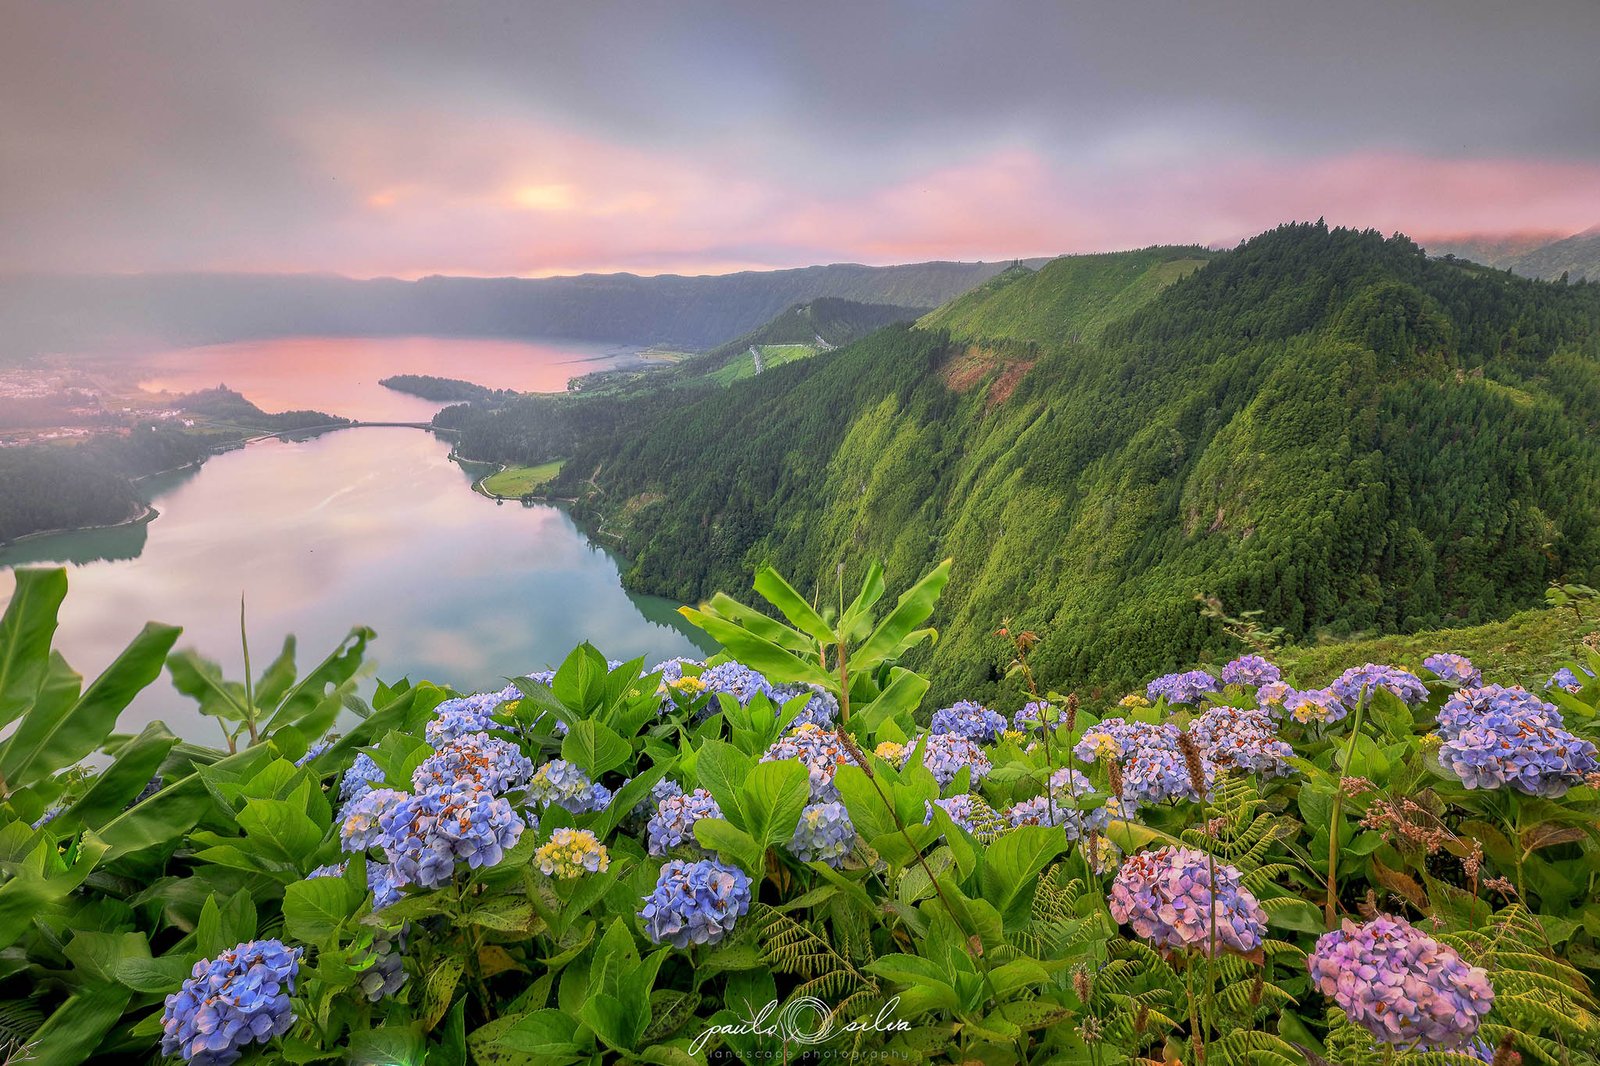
xmin=4 ymin=0 xmax=1598 ymax=277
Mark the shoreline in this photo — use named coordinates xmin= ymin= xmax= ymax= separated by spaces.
xmin=0 ymin=502 xmax=160 ymax=551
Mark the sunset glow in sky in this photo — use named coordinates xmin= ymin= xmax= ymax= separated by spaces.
xmin=4 ymin=0 xmax=1598 ymax=278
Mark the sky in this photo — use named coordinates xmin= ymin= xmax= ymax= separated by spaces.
xmin=3 ymin=0 xmax=1598 ymax=279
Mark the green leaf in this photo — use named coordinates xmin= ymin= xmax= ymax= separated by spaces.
xmin=854 ymin=667 xmax=929 ymax=732
xmin=676 ymin=608 xmax=832 ymax=687
xmin=284 ymin=874 xmax=359 ymax=942
xmin=264 ymin=626 xmax=374 ymax=731
xmin=236 ymin=797 xmax=324 ymax=865
xmin=692 ymin=740 xmax=752 ymax=824
xmin=56 ymin=721 xmax=180 ymax=833
xmin=0 ymin=568 xmax=66 ymax=733
xmin=423 ymin=956 xmax=465 ymax=1031
xmin=348 ymin=1026 xmax=426 ymax=1066
xmin=23 ymin=983 xmax=130 ymax=1066
xmin=115 ymin=954 xmax=197 ymax=993
xmin=496 ymin=1009 xmax=583 ymax=1056
xmin=978 ymin=826 xmax=1065 ymax=929
xmin=560 ymin=720 xmax=632 ymax=779
xmin=740 ymin=759 xmax=810 ymax=852
xmin=753 ymin=566 xmax=835 ymax=644
xmin=63 ymin=930 xmax=150 ymax=984
xmin=166 ymin=648 xmax=250 ymax=722
xmin=852 ymin=560 xmax=950 ymax=668
xmin=693 ymin=819 xmax=761 ymax=873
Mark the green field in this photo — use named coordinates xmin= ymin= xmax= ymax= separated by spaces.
xmin=704 ymin=343 xmax=818 ymax=384
xmin=481 ymin=459 xmax=565 ymax=496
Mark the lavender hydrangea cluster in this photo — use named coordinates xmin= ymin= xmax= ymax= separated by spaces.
xmin=652 ymin=657 xmax=702 ymax=686
xmin=526 ymin=759 xmax=613 ymax=814
xmin=1108 ymin=846 xmax=1266 ymax=956
xmin=788 ymin=801 xmax=856 ymax=866
xmin=930 ymin=700 xmax=1008 ymax=743
xmin=1331 ymin=663 xmax=1427 ymax=707
xmin=1146 ymin=669 xmax=1220 ymax=705
xmin=339 ymin=752 xmax=386 ymax=805
xmin=1256 ymin=681 xmax=1293 ymax=712
xmin=1221 ymin=655 xmax=1281 ymax=688
xmin=647 ymin=789 xmax=723 ymax=855
xmin=340 ymin=788 xmax=407 ymax=852
xmin=1282 ymin=687 xmax=1347 ymax=725
xmin=1189 ymin=705 xmax=1294 ymax=777
xmin=294 ymin=739 xmax=332 ymax=768
xmin=1307 ymin=915 xmax=1494 ymax=1049
xmin=698 ymin=662 xmax=775 ymax=707
xmin=1423 ymin=653 xmax=1482 ymax=688
xmin=1546 ymin=665 xmax=1594 ymax=694
xmin=639 ymin=858 xmax=752 ymax=948
xmin=411 ymin=732 xmax=534 ymax=796
xmin=924 ymin=793 xmax=1010 ymax=839
xmin=161 ymin=939 xmax=302 ymax=1065
xmin=915 ymin=732 xmax=993 ymax=789
xmin=760 ymin=724 xmax=850 ymax=801
xmin=1007 ymin=778 xmax=1110 ymax=841
xmin=425 ymin=686 xmax=520 ymax=747
xmin=375 ymin=784 xmax=525 ymax=888
xmin=1074 ymin=718 xmax=1210 ymax=807
xmin=1013 ymin=700 xmax=1049 ymax=733
xmin=771 ymin=684 xmax=839 ymax=729
xmin=1434 ymin=685 xmax=1597 ymax=797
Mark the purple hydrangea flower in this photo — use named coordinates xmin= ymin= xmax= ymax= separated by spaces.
xmin=1221 ymin=655 xmax=1281 ymax=688
xmin=1308 ymin=915 xmax=1494 ymax=1049
xmin=1436 ymin=685 xmax=1559 ymax=736
xmin=771 ymin=684 xmax=839 ymax=730
xmin=1256 ymin=681 xmax=1293 ymax=712
xmin=1109 ymin=846 xmax=1266 ymax=955
xmin=411 ymin=731 xmax=534 ymax=796
xmin=647 ymin=789 xmax=723 ymax=856
xmin=1282 ymin=687 xmax=1347 ymax=725
xmin=30 ymin=804 xmax=64 ymax=831
xmin=425 ymin=688 xmax=519 ymax=747
xmin=652 ymin=658 xmax=702 ymax=685
xmin=1422 ymin=653 xmax=1482 ymax=688
xmin=1007 ymin=788 xmax=1110 ymax=841
xmin=930 ymin=700 xmax=1008 ymax=743
xmin=639 ymin=858 xmax=752 ymax=948
xmin=161 ymin=939 xmax=301 ymax=1065
xmin=526 ymin=759 xmax=613 ymax=814
xmin=760 ymin=724 xmax=850 ymax=801
xmin=914 ymin=732 xmax=993 ymax=789
xmin=788 ymin=801 xmax=856 ymax=866
xmin=1075 ymin=718 xmax=1209 ymax=807
xmin=1146 ymin=670 xmax=1220 ymax=706
xmin=1188 ymin=705 xmax=1294 ymax=777
xmin=1331 ymin=663 xmax=1427 ymax=707
xmin=1013 ymin=700 xmax=1050 ymax=732
xmin=1437 ymin=711 xmax=1597 ymax=797
xmin=376 ymin=784 xmax=525 ymax=888
xmin=1546 ymin=665 xmax=1594 ymax=694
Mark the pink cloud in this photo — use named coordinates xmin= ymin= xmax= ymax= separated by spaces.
xmin=190 ymin=113 xmax=1600 ymax=277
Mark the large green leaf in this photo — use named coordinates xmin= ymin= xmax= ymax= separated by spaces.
xmin=560 ymin=720 xmax=631 ymax=779
xmin=55 ymin=721 xmax=180 ymax=833
xmin=978 ymin=826 xmax=1066 ymax=929
xmin=166 ymin=648 xmax=250 ymax=721
xmin=740 ymin=759 xmax=810 ymax=853
xmin=0 ymin=567 xmax=67 ymax=731
xmin=283 ymin=873 xmax=360 ymax=942
xmin=23 ymin=983 xmax=130 ymax=1066
xmin=676 ymin=608 xmax=832 ymax=687
xmin=691 ymin=741 xmax=751 ymax=824
xmin=851 ymin=559 xmax=950 ymax=668
xmin=752 ymin=568 xmax=836 ymax=643
xmin=264 ymin=625 xmax=373 ymax=730
xmin=0 ymin=621 xmax=179 ymax=791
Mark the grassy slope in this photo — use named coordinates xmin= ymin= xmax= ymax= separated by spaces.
xmin=482 ymin=460 xmax=566 ymax=496
xmin=704 ymin=344 xmax=818 ymax=385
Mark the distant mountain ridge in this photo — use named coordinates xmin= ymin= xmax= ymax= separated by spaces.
xmin=0 ymin=259 xmax=1047 ymax=359
xmin=1427 ymin=225 xmax=1600 ymax=281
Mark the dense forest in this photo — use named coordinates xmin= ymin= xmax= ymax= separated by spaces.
xmin=469 ymin=223 xmax=1600 ymax=703
xmin=379 ymin=374 xmax=519 ymax=403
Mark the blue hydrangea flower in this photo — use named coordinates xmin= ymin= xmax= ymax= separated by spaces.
xmin=339 ymin=752 xmax=386 ymax=805
xmin=1109 ymin=846 xmax=1266 ymax=955
xmin=161 ymin=939 xmax=301 ymax=1065
xmin=1546 ymin=665 xmax=1594 ymax=694
xmin=1221 ymin=655 xmax=1281 ymax=688
xmin=30 ymin=804 xmax=64 ymax=831
xmin=652 ymin=658 xmax=702 ymax=686
xmin=915 ymin=732 xmax=992 ymax=789
xmin=1075 ymin=718 xmax=1210 ymax=807
xmin=425 ymin=688 xmax=520 ymax=747
xmin=639 ymin=858 xmax=752 ymax=948
xmin=1007 ymin=790 xmax=1110 ymax=841
xmin=294 ymin=739 xmax=332 ymax=768
xmin=1255 ymin=681 xmax=1293 ymax=713
xmin=924 ymin=794 xmax=1010 ymax=840
xmin=1422 ymin=653 xmax=1481 ymax=688
xmin=376 ymin=784 xmax=525 ymax=888
xmin=760 ymin=724 xmax=850 ymax=801
xmin=771 ymin=684 xmax=839 ymax=730
xmin=1146 ymin=670 xmax=1220 ymax=705
xmin=1309 ymin=915 xmax=1494 ymax=1049
xmin=699 ymin=662 xmax=775 ymax=707
xmin=1331 ymin=663 xmax=1427 ymax=707
xmin=1013 ymin=700 xmax=1050 ymax=732
xmin=1437 ymin=712 xmax=1597 ymax=797
xmin=306 ymin=859 xmax=406 ymax=911
xmin=339 ymin=787 xmax=408 ymax=853
xmin=411 ymin=732 xmax=534 ymax=796
xmin=1435 ymin=685 xmax=1559 ymax=736
xmin=526 ymin=759 xmax=612 ymax=814
xmin=929 ymin=700 xmax=1008 ymax=743
xmin=788 ymin=801 xmax=856 ymax=866
xmin=647 ymin=789 xmax=723 ymax=856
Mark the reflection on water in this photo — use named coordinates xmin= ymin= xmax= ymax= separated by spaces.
xmin=0 ymin=428 xmax=713 ymax=741
xmin=133 ymin=335 xmax=642 ymax=420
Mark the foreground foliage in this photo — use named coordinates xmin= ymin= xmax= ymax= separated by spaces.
xmin=2 ymin=560 xmax=1599 ymax=1064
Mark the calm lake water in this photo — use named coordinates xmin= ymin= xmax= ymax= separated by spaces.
xmin=0 ymin=337 xmax=711 ymax=742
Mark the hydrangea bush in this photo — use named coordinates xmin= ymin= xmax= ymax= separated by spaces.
xmin=2 ymin=562 xmax=1598 ymax=1065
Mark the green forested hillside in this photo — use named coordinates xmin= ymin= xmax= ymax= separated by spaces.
xmin=541 ymin=223 xmax=1600 ymax=703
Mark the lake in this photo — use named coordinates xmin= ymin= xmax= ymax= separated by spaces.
xmin=0 ymin=337 xmax=712 ymax=743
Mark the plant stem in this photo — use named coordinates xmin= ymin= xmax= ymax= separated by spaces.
xmin=1324 ymin=689 xmax=1371 ymax=928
